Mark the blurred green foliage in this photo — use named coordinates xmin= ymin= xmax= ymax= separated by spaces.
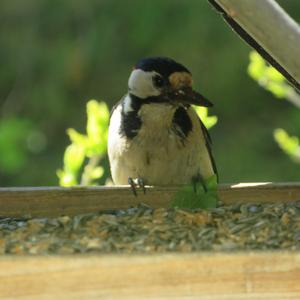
xmin=1 ymin=0 xmax=300 ymax=186
xmin=57 ymin=100 xmax=109 ymax=186
xmin=274 ymin=129 xmax=300 ymax=163
xmin=248 ymin=51 xmax=300 ymax=164
xmin=248 ymin=51 xmax=294 ymax=98
xmin=0 ymin=118 xmax=33 ymax=173
xmin=194 ymin=106 xmax=218 ymax=130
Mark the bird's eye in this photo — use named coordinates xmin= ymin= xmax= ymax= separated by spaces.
xmin=153 ymin=75 xmax=165 ymax=88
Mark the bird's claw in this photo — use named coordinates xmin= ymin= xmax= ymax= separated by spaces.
xmin=137 ymin=177 xmax=146 ymax=194
xmin=128 ymin=177 xmax=137 ymax=196
xmin=192 ymin=175 xmax=207 ymax=193
xmin=128 ymin=177 xmax=146 ymax=196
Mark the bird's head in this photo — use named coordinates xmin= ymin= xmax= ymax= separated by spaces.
xmin=128 ymin=57 xmax=212 ymax=107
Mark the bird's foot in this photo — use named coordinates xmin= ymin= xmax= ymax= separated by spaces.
xmin=172 ymin=174 xmax=218 ymax=209
xmin=128 ymin=177 xmax=146 ymax=196
xmin=192 ymin=175 xmax=207 ymax=193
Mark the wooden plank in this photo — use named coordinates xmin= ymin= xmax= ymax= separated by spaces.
xmin=0 ymin=252 xmax=300 ymax=299
xmin=0 ymin=182 xmax=300 ymax=217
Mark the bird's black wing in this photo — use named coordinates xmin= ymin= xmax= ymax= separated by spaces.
xmin=198 ymin=118 xmax=218 ymax=181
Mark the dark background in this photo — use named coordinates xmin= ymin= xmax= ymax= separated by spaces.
xmin=0 ymin=0 xmax=299 ymax=186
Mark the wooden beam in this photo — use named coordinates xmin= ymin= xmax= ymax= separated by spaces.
xmin=0 ymin=182 xmax=300 ymax=217
xmin=0 ymin=252 xmax=300 ymax=299
xmin=210 ymin=0 xmax=300 ymax=91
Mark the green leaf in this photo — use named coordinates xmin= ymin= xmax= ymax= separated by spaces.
xmin=267 ymin=82 xmax=287 ymax=98
xmin=171 ymin=185 xmax=202 ymax=209
xmin=86 ymin=100 xmax=109 ymax=156
xmin=89 ymin=166 xmax=104 ymax=179
xmin=248 ymin=51 xmax=292 ymax=99
xmin=171 ymin=175 xmax=218 ymax=209
xmin=265 ymin=67 xmax=285 ymax=82
xmin=57 ymin=169 xmax=78 ymax=187
xmin=58 ymin=99 xmax=109 ymax=186
xmin=63 ymin=143 xmax=85 ymax=173
xmin=248 ymin=51 xmax=266 ymax=80
xmin=67 ymin=128 xmax=89 ymax=147
xmin=274 ymin=128 xmax=300 ymax=162
xmin=193 ymin=106 xmax=218 ymax=129
xmin=205 ymin=174 xmax=218 ymax=190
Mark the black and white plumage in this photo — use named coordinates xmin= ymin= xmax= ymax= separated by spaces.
xmin=108 ymin=57 xmax=217 ymax=186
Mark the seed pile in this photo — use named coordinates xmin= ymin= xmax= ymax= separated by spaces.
xmin=1 ymin=203 xmax=300 ymax=254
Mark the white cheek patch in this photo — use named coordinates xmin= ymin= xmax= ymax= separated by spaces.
xmin=128 ymin=69 xmax=161 ymax=99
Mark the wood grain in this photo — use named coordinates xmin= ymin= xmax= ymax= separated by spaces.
xmin=0 ymin=252 xmax=300 ymax=299
xmin=0 ymin=183 xmax=300 ymax=217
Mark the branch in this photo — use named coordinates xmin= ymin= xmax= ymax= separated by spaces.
xmin=209 ymin=0 xmax=300 ymax=92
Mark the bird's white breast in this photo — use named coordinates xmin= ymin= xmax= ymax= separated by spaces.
xmin=108 ymin=102 xmax=215 ymax=185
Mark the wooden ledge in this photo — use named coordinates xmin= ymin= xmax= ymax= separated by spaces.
xmin=0 ymin=182 xmax=300 ymax=218
xmin=1 ymin=252 xmax=300 ymax=299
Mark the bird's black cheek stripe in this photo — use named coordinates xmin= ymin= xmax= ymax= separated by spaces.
xmin=172 ymin=106 xmax=193 ymax=138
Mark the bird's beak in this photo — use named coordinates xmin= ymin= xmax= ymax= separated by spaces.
xmin=164 ymin=87 xmax=213 ymax=107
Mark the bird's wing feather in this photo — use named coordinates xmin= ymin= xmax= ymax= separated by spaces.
xmin=198 ymin=118 xmax=218 ymax=181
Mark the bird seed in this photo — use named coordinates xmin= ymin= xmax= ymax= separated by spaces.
xmin=1 ymin=203 xmax=300 ymax=254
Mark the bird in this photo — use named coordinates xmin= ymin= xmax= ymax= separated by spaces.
xmin=108 ymin=57 xmax=217 ymax=194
